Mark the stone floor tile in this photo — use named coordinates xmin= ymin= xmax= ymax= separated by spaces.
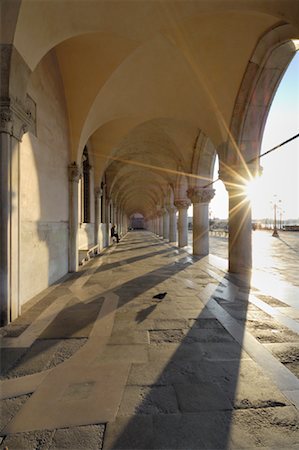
xmin=198 ymin=342 xmax=250 ymax=361
xmin=151 ymin=412 xmax=231 ymax=449
xmin=174 ymin=382 xmax=233 ymax=411
xmin=103 ymin=415 xmax=154 ymax=450
xmin=1 ymin=429 xmax=54 ymax=449
xmin=118 ymin=385 xmax=179 ymax=415
xmin=50 ymin=424 xmax=105 ymax=449
xmin=98 ymin=344 xmax=148 ymax=364
xmin=229 ymin=406 xmax=299 ymax=448
xmin=127 ymin=360 xmax=201 ymax=386
xmin=108 ymin=330 xmax=149 ymax=345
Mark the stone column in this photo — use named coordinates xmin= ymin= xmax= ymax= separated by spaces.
xmin=167 ymin=206 xmax=177 ymax=242
xmin=187 ymin=188 xmax=215 ymax=256
xmin=0 ymin=101 xmax=33 ymax=325
xmin=155 ymin=214 xmax=160 ymax=236
xmin=159 ymin=212 xmax=163 ymax=237
xmin=220 ymin=165 xmax=256 ymax=274
xmin=174 ymin=200 xmax=190 ymax=247
xmin=94 ymin=187 xmax=102 ymax=245
xmin=162 ymin=208 xmax=169 ymax=240
xmin=68 ymin=162 xmax=81 ymax=272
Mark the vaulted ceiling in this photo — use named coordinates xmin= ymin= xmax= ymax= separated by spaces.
xmin=11 ymin=0 xmax=299 ymax=216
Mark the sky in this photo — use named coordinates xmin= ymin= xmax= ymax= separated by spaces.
xmin=209 ymin=50 xmax=299 ymax=221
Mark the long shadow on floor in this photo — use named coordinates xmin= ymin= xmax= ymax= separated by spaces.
xmin=0 ymin=246 xmax=198 ymax=378
xmin=94 ymin=247 xmax=176 ymax=274
xmin=107 ymin=273 xmax=252 ymax=449
xmin=1 ymin=234 xmax=254 ymax=449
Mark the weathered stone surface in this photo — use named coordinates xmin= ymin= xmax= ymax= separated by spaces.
xmin=174 ymin=382 xmax=233 ymax=411
xmin=2 ymin=339 xmax=87 ymax=379
xmin=118 ymin=385 xmax=179 ymax=415
xmin=0 ymin=395 xmax=31 ymax=432
xmin=103 ymin=416 xmax=154 ymax=450
xmin=50 ymin=424 xmax=105 ymax=449
xmin=127 ymin=361 xmax=200 ymax=386
xmin=230 ymin=406 xmax=299 ymax=448
xmin=1 ymin=429 xmax=54 ymax=450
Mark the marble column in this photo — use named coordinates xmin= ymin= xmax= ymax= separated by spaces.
xmin=68 ymin=162 xmax=81 ymax=272
xmin=94 ymin=187 xmax=102 ymax=245
xmin=187 ymin=188 xmax=215 ymax=256
xmin=159 ymin=213 xmax=163 ymax=237
xmin=167 ymin=206 xmax=177 ymax=242
xmin=155 ymin=216 xmax=159 ymax=235
xmin=162 ymin=208 xmax=170 ymax=240
xmin=174 ymin=200 xmax=190 ymax=247
xmin=220 ymin=165 xmax=256 ymax=274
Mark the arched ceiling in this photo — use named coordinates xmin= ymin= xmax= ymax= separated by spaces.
xmin=13 ymin=1 xmax=299 ymax=218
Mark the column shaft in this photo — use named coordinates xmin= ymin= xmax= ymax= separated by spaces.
xmin=168 ymin=207 xmax=177 ymax=242
xmin=163 ymin=210 xmax=169 ymax=240
xmin=228 ymin=189 xmax=252 ymax=273
xmin=68 ymin=163 xmax=80 ymax=272
xmin=0 ymin=133 xmax=21 ymax=324
xmin=193 ymin=203 xmax=209 ymax=255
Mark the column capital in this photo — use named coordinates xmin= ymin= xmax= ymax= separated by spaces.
xmin=219 ymin=163 xmax=262 ymax=192
xmin=0 ymin=96 xmax=36 ymax=140
xmin=187 ymin=187 xmax=215 ymax=204
xmin=166 ymin=205 xmax=177 ymax=214
xmin=68 ymin=162 xmax=81 ymax=183
xmin=174 ymin=199 xmax=191 ymax=210
xmin=94 ymin=187 xmax=102 ymax=198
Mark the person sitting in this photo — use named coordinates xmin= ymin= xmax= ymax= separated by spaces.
xmin=111 ymin=224 xmax=119 ymax=243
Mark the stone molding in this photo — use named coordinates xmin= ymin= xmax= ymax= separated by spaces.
xmin=68 ymin=162 xmax=81 ymax=183
xmin=174 ymin=199 xmax=191 ymax=210
xmin=0 ymin=96 xmax=36 ymax=139
xmin=187 ymin=187 xmax=215 ymax=204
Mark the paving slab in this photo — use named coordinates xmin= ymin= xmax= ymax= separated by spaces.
xmin=118 ymin=385 xmax=179 ymax=415
xmin=3 ymin=362 xmax=130 ymax=433
xmin=1 ymin=231 xmax=299 ymax=449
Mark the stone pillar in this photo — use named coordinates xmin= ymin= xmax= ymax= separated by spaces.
xmin=162 ymin=208 xmax=169 ymax=240
xmin=94 ymin=187 xmax=102 ymax=245
xmin=0 ymin=101 xmax=33 ymax=325
xmin=159 ymin=212 xmax=163 ymax=237
xmin=155 ymin=215 xmax=160 ymax=236
xmin=68 ymin=162 xmax=81 ymax=272
xmin=220 ymin=165 xmax=257 ymax=274
xmin=167 ymin=206 xmax=177 ymax=242
xmin=174 ymin=200 xmax=190 ymax=247
xmin=187 ymin=188 xmax=215 ymax=256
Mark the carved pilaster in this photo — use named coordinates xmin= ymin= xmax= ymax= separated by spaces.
xmin=187 ymin=187 xmax=215 ymax=204
xmin=68 ymin=162 xmax=81 ymax=183
xmin=174 ymin=199 xmax=191 ymax=210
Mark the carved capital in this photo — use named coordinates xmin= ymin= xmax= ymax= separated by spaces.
xmin=0 ymin=106 xmax=13 ymax=134
xmin=219 ymin=163 xmax=262 ymax=192
xmin=0 ymin=96 xmax=36 ymax=139
xmin=68 ymin=162 xmax=81 ymax=183
xmin=94 ymin=187 xmax=102 ymax=198
xmin=167 ymin=206 xmax=177 ymax=215
xmin=187 ymin=187 xmax=215 ymax=204
xmin=174 ymin=199 xmax=191 ymax=210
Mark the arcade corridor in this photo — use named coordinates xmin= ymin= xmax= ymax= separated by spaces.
xmin=1 ymin=231 xmax=299 ymax=448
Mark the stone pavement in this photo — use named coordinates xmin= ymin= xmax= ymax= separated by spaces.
xmin=1 ymin=231 xmax=299 ymax=449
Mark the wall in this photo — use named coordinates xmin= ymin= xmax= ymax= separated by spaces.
xmin=19 ymin=50 xmax=69 ymax=306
